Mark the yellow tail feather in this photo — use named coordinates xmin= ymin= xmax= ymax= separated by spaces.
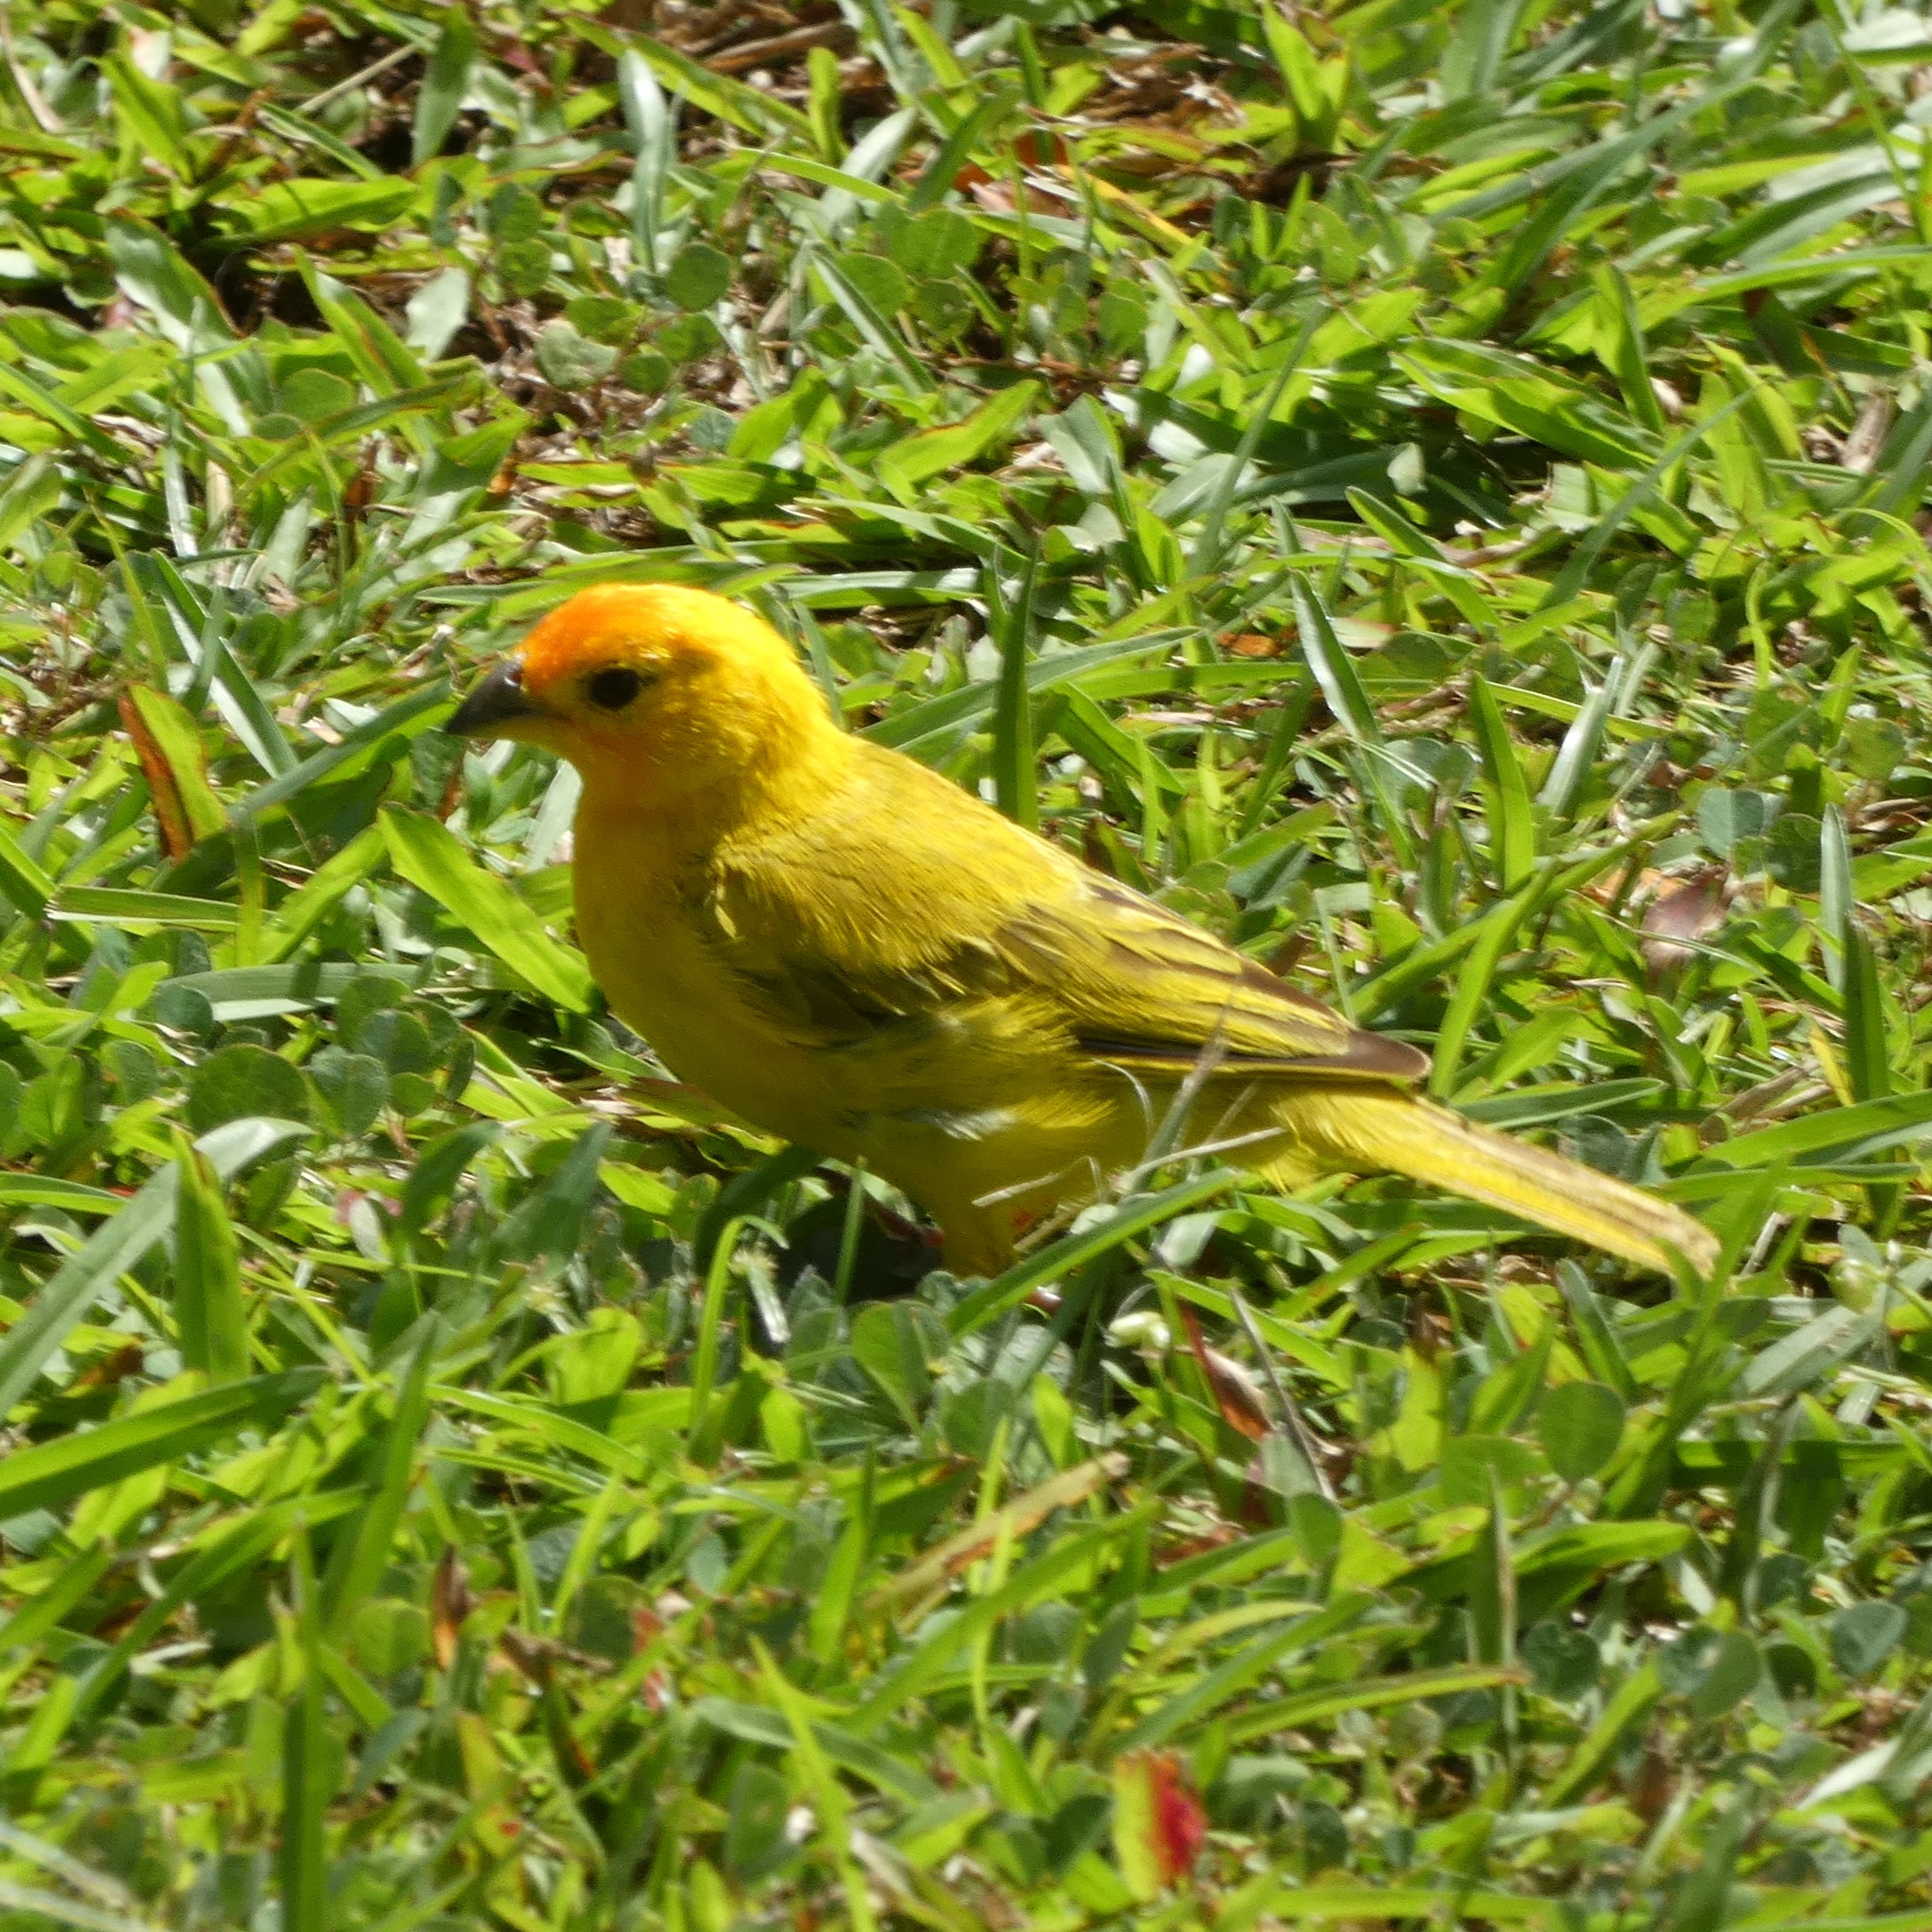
xmin=1270 ymin=1088 xmax=1718 ymax=1279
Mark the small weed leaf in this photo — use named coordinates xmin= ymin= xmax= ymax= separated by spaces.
xmin=186 ymin=1044 xmax=310 ymax=1134
xmin=1538 ymin=1380 xmax=1627 ymax=1484
xmin=1832 ymin=1600 xmax=1909 ymax=1681
xmin=1690 ymin=1632 xmax=1764 ymax=1721
xmin=1521 ymin=1621 xmax=1601 ymax=1701
xmin=534 ymin=322 xmax=618 ymax=392
xmin=308 ymin=1047 xmax=389 ymax=1139
xmin=666 ymin=244 xmax=732 ymax=311
xmin=723 ymin=1762 xmax=795 ymax=1882
xmin=1697 ymin=787 xmax=1778 ymax=857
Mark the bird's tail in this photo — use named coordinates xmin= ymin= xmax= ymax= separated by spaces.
xmin=1264 ymin=1087 xmax=1718 ymax=1279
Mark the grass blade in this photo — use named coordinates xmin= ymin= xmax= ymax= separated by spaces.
xmin=322 ymin=1320 xmax=438 ymax=1634
xmin=0 ymin=1120 xmax=307 ymax=1415
xmin=281 ymin=1536 xmax=330 ymax=1932
xmin=0 ymin=1371 xmax=323 ymax=1519
xmin=380 ymin=805 xmax=594 ymax=1011
xmin=989 ymin=544 xmax=1040 ymax=831
xmin=1468 ymin=675 xmax=1535 ymax=891
xmin=948 ymin=1172 xmax=1241 ymax=1338
xmin=172 ymin=1134 xmax=250 ymax=1382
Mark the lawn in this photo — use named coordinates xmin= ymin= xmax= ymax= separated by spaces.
xmin=2 ymin=0 xmax=1932 ymax=1927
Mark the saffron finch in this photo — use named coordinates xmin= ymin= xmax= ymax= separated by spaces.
xmin=446 ymin=585 xmax=1717 ymax=1281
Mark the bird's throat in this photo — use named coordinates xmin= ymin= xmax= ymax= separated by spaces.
xmin=569 ymin=722 xmax=854 ymax=862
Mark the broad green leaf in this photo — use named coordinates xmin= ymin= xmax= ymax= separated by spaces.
xmin=1739 ymin=1306 xmax=1881 ymax=1399
xmin=103 ymin=50 xmax=188 ymax=173
xmin=187 ymin=1044 xmax=310 ymax=1133
xmin=1699 ymin=1093 xmax=1932 ymax=1171
xmin=261 ymin=826 xmax=389 ymax=962
xmin=1833 ymin=1600 xmax=1909 ymax=1680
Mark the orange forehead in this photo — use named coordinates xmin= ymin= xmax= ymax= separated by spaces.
xmin=517 ymin=583 xmax=685 ymax=692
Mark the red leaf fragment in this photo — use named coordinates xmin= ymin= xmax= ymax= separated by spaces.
xmin=1179 ymin=1306 xmax=1271 ymax=1441
xmin=1113 ymin=1748 xmax=1207 ymax=1894
xmin=1148 ymin=1753 xmax=1207 ymax=1880
xmin=119 ymin=691 xmax=195 ymax=863
xmin=430 ymin=1546 xmax=472 ymax=1670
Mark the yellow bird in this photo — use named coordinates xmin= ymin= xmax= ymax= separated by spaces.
xmin=446 ymin=585 xmax=1717 ymax=1281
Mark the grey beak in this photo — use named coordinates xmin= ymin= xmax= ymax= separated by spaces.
xmin=446 ymin=659 xmax=540 ymax=738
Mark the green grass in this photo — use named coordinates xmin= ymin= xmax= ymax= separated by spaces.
xmin=4 ymin=0 xmax=1932 ymax=1925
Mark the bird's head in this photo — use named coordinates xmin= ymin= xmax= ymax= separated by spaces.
xmin=446 ymin=583 xmax=838 ymax=811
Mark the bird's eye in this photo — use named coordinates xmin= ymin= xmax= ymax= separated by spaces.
xmin=585 ymin=666 xmax=645 ymax=710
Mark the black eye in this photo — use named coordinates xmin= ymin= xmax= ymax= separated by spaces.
xmin=585 ymin=666 xmax=644 ymax=710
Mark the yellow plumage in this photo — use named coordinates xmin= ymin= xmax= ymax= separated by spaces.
xmin=446 ymin=585 xmax=1717 ymax=1281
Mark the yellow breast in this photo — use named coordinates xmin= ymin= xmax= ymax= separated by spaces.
xmin=569 ymin=824 xmax=856 ymax=1154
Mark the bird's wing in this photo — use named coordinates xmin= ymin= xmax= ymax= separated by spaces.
xmin=699 ymin=748 xmax=1426 ymax=1085
xmin=1009 ymin=872 xmax=1429 ymax=1082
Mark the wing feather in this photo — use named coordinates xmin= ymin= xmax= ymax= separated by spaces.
xmin=697 ymin=745 xmax=1428 ymax=1086
xmin=1007 ymin=878 xmax=1427 ymax=1081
